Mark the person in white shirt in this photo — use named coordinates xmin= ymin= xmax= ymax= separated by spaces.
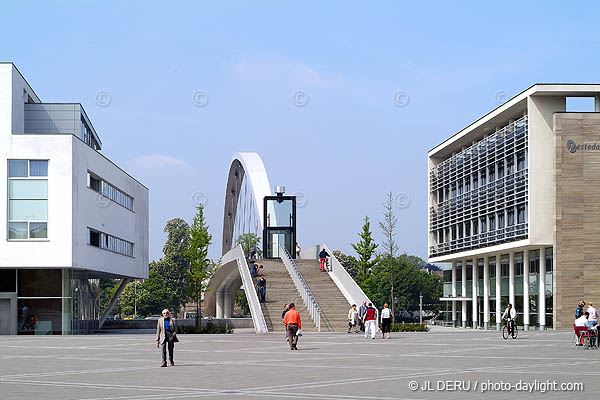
xmin=347 ymin=304 xmax=359 ymax=333
xmin=380 ymin=304 xmax=392 ymax=339
xmin=501 ymin=304 xmax=517 ymax=335
xmin=575 ymin=312 xmax=589 ymax=327
xmin=586 ymin=302 xmax=598 ymax=327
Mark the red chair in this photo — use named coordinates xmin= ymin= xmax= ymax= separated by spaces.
xmin=573 ymin=324 xmax=594 ymax=348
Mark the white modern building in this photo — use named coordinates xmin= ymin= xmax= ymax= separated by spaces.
xmin=429 ymin=84 xmax=600 ymax=331
xmin=0 ymin=63 xmax=149 ymax=335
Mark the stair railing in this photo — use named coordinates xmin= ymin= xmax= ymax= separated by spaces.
xmin=279 ymin=244 xmax=322 ymax=332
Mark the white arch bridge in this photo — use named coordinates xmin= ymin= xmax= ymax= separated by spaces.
xmin=204 ymin=152 xmax=372 ymax=333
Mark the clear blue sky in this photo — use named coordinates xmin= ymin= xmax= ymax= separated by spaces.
xmin=3 ymin=2 xmax=600 ymax=263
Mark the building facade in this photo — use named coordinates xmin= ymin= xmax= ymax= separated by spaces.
xmin=428 ymin=84 xmax=600 ymax=330
xmin=0 ymin=63 xmax=149 ymax=335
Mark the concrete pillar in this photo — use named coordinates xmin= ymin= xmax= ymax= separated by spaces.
xmin=509 ymin=252 xmax=515 ymax=308
xmin=216 ymin=292 xmax=224 ymax=319
xmin=452 ymin=261 xmax=457 ymax=327
xmin=539 ymin=247 xmax=546 ymax=330
xmin=523 ymin=249 xmax=530 ymax=330
xmin=483 ymin=256 xmax=490 ymax=330
xmin=595 ymin=95 xmax=600 ymax=112
xmin=472 ymin=258 xmax=478 ymax=329
xmin=223 ymin=292 xmax=232 ymax=319
xmin=461 ymin=260 xmax=467 ymax=328
xmin=495 ymin=256 xmax=501 ymax=330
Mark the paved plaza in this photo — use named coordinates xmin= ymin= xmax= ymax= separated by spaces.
xmin=1 ymin=327 xmax=599 ymax=400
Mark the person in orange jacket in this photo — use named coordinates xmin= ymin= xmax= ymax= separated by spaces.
xmin=283 ymin=303 xmax=301 ymax=350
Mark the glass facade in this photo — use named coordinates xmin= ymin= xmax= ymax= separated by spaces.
xmin=442 ymin=247 xmax=553 ymax=329
xmin=8 ymin=160 xmax=48 ymax=240
xmin=4 ymin=268 xmax=100 ymax=335
xmin=429 ymin=116 xmax=528 ymax=257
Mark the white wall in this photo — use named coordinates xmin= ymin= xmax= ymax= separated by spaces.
xmin=1 ymin=135 xmax=74 ymax=267
xmin=72 ymin=138 xmax=149 ymax=278
xmin=527 ymin=95 xmax=565 ymax=246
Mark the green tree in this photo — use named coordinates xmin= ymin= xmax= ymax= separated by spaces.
xmin=235 ymin=290 xmax=250 ymax=316
xmin=99 ymin=279 xmax=119 ymax=315
xmin=120 ymin=266 xmax=175 ymax=317
xmin=236 ymin=233 xmax=261 ymax=258
xmin=379 ymin=191 xmax=399 ymax=322
xmin=152 ymin=218 xmax=190 ymax=317
xmin=185 ymin=204 xmax=213 ymax=328
xmin=351 ymin=216 xmax=379 ymax=284
xmin=332 ymin=250 xmax=359 ymax=278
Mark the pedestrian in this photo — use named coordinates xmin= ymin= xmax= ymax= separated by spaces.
xmin=296 ymin=242 xmax=302 ymax=259
xmin=156 ymin=309 xmax=178 ymax=367
xmin=380 ymin=303 xmax=392 ymax=339
xmin=250 ymin=259 xmax=257 ymax=277
xmin=347 ymin=304 xmax=359 ymax=333
xmin=358 ymin=301 xmax=367 ymax=332
xmin=283 ymin=303 xmax=302 ymax=350
xmin=255 ymin=263 xmax=263 ymax=276
xmin=575 ymin=301 xmax=585 ymax=319
xmin=363 ymin=302 xmax=378 ymax=340
xmin=586 ymin=302 xmax=598 ymax=327
xmin=282 ymin=303 xmax=290 ymax=340
xmin=250 ymin=245 xmax=257 ymax=260
xmin=319 ymin=248 xmax=329 ymax=272
xmin=256 ymin=275 xmax=267 ymax=303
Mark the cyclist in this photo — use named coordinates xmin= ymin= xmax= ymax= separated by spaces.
xmin=501 ymin=303 xmax=517 ymax=336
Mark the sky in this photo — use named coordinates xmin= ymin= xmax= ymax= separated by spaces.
xmin=2 ymin=2 xmax=600 ymax=263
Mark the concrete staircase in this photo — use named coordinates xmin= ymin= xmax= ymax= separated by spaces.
xmin=295 ymin=260 xmax=351 ymax=332
xmin=257 ymin=259 xmax=317 ymax=332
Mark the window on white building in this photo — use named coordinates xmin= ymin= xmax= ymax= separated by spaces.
xmin=8 ymin=160 xmax=48 ymax=240
xmin=88 ymin=228 xmax=134 ymax=257
xmin=87 ymin=172 xmax=134 ymax=211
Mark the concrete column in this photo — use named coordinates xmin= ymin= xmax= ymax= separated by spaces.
xmin=223 ymin=292 xmax=232 ymax=319
xmin=523 ymin=249 xmax=530 ymax=330
xmin=539 ymin=247 xmax=546 ymax=330
xmin=451 ymin=261 xmax=457 ymax=327
xmin=595 ymin=95 xmax=600 ymax=112
xmin=483 ymin=256 xmax=490 ymax=330
xmin=461 ymin=260 xmax=467 ymax=328
xmin=509 ymin=252 xmax=515 ymax=308
xmin=472 ymin=258 xmax=478 ymax=329
xmin=495 ymin=256 xmax=501 ymax=330
xmin=216 ymin=292 xmax=224 ymax=319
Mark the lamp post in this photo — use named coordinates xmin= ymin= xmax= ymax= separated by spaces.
xmin=419 ymin=292 xmax=423 ymax=324
xmin=134 ymin=280 xmax=137 ymax=319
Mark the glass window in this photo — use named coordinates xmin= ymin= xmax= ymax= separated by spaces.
xmin=18 ymin=299 xmax=62 ymax=335
xmin=9 ymin=222 xmax=28 ymax=239
xmin=517 ymin=205 xmax=526 ymax=224
xmin=480 ymin=217 xmax=487 ymax=233
xmin=18 ymin=269 xmax=62 ymax=297
xmin=517 ymin=150 xmax=526 ymax=171
xmin=488 ymin=214 xmax=495 ymax=231
xmin=498 ymin=212 xmax=505 ymax=228
xmin=507 ymin=209 xmax=515 ymax=226
xmin=29 ymin=161 xmax=48 ymax=177
xmin=472 ymin=219 xmax=478 ymax=234
xmin=0 ymin=269 xmax=16 ymax=292
xmin=88 ymin=172 xmax=134 ymax=211
xmin=545 ymin=248 xmax=553 ymax=272
xmin=9 ymin=180 xmax=48 ymax=199
xmin=266 ymin=199 xmax=293 ymax=228
xmin=8 ymin=160 xmax=28 ymax=177
xmin=472 ymin=173 xmax=478 ymax=189
xmin=507 ymin=156 xmax=515 ymax=175
xmin=30 ymin=222 xmax=48 ymax=239
xmin=9 ymin=200 xmax=48 ymax=220
xmin=497 ymin=161 xmax=505 ymax=179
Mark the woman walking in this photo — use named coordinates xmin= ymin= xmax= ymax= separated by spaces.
xmin=380 ymin=303 xmax=392 ymax=339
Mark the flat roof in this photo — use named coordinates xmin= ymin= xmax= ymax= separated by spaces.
xmin=428 ymin=83 xmax=600 ymax=159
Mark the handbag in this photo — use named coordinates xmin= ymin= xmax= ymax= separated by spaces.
xmin=296 ymin=329 xmax=303 ymax=337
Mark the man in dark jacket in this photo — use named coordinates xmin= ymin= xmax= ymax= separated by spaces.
xmin=358 ymin=301 xmax=367 ymax=332
xmin=319 ymin=248 xmax=329 ymax=272
xmin=256 ymin=275 xmax=267 ymax=303
xmin=576 ymin=301 xmax=585 ymax=319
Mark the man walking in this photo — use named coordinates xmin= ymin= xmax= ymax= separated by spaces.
xmin=358 ymin=301 xmax=367 ymax=332
xmin=256 ymin=275 xmax=267 ymax=303
xmin=347 ymin=304 xmax=359 ymax=333
xmin=363 ymin=302 xmax=377 ymax=340
xmin=283 ymin=303 xmax=302 ymax=350
xmin=319 ymin=248 xmax=329 ymax=272
xmin=156 ymin=309 xmax=178 ymax=367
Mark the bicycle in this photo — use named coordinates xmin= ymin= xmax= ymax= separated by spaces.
xmin=502 ymin=319 xmax=518 ymax=339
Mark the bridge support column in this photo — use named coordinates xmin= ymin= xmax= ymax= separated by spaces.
xmin=223 ymin=292 xmax=232 ymax=319
xmin=216 ymin=292 xmax=225 ymax=318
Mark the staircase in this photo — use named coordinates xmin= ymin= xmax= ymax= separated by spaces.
xmin=257 ymin=259 xmax=318 ymax=332
xmin=295 ymin=260 xmax=351 ymax=332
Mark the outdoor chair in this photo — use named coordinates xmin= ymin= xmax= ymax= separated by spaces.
xmin=573 ymin=324 xmax=594 ymax=348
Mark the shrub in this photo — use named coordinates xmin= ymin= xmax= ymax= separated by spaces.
xmin=389 ymin=323 xmax=429 ymax=332
xmin=178 ymin=324 xmax=233 ymax=334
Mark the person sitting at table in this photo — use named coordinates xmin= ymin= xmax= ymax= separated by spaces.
xmin=575 ymin=311 xmax=589 ymax=327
